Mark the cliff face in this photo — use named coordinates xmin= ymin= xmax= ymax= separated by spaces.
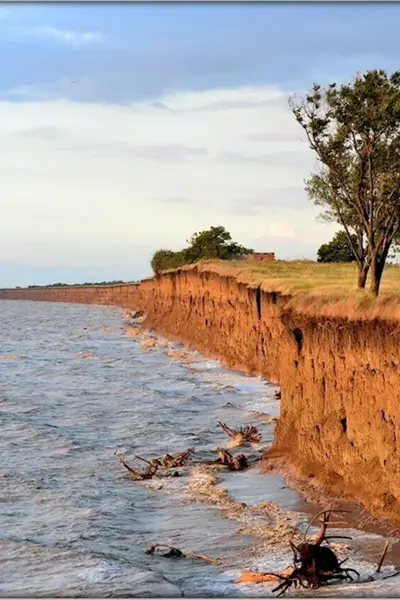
xmin=0 ymin=283 xmax=142 ymax=308
xmin=1 ymin=268 xmax=400 ymax=522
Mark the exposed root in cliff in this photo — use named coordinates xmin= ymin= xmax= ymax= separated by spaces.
xmin=217 ymin=421 xmax=261 ymax=446
xmin=145 ymin=543 xmax=218 ymax=563
xmin=115 ymin=448 xmax=194 ymax=480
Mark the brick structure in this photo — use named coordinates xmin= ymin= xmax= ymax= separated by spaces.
xmin=248 ymin=252 xmax=275 ymax=262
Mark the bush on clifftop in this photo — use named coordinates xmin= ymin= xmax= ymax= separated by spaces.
xmin=151 ymin=226 xmax=253 ymax=274
xmin=151 ymin=249 xmax=188 ymax=274
xmin=317 ymin=231 xmax=357 ymax=263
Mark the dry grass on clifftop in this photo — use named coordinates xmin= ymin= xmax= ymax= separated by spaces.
xmin=177 ymin=259 xmax=400 ymax=322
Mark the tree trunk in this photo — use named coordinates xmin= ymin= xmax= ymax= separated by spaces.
xmin=357 ymin=262 xmax=369 ymax=289
xmin=369 ymin=255 xmax=386 ymax=297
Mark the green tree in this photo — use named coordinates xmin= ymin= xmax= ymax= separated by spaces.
xmin=290 ymin=69 xmax=400 ymax=296
xmin=306 ymin=176 xmax=369 ymax=288
xmin=317 ymin=231 xmax=358 ymax=263
xmin=151 ymin=249 xmax=188 ymax=275
xmin=185 ymin=225 xmax=253 ymax=262
xmin=150 ymin=226 xmax=253 ymax=274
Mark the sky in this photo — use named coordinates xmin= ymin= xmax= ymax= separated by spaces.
xmin=2 ymin=2 xmax=400 ymax=286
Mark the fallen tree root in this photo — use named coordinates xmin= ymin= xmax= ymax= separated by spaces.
xmin=237 ymin=508 xmax=361 ymax=596
xmin=235 ymin=516 xmax=394 ymax=593
xmin=115 ymin=452 xmax=158 ymax=480
xmin=217 ymin=421 xmax=261 ymax=445
xmin=115 ymin=448 xmax=195 ymax=480
xmin=145 ymin=543 xmax=217 ymax=563
xmin=215 ymin=449 xmax=248 ymax=471
xmin=135 ymin=448 xmax=195 ymax=469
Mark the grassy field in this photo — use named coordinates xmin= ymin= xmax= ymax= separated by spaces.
xmin=184 ymin=259 xmax=400 ymax=320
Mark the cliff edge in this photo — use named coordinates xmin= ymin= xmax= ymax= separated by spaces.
xmin=1 ymin=264 xmax=399 ymax=523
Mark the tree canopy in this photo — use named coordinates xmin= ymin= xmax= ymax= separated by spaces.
xmin=151 ymin=226 xmax=253 ymax=274
xmin=290 ymin=69 xmax=400 ymax=295
xmin=317 ymin=231 xmax=357 ymax=263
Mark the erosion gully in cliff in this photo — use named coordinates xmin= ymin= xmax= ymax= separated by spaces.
xmin=1 ymin=265 xmax=400 ymax=528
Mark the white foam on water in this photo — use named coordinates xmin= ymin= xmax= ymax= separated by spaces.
xmin=0 ymin=300 xmax=397 ymax=598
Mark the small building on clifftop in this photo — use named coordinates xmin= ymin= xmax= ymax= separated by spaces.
xmin=248 ymin=252 xmax=275 ymax=262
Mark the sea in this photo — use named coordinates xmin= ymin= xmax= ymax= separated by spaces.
xmin=0 ymin=299 xmax=399 ymax=597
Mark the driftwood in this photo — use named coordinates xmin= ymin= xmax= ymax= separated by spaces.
xmin=236 ymin=508 xmax=360 ymax=596
xmin=376 ymin=540 xmax=389 ymax=573
xmin=192 ymin=448 xmax=253 ymax=471
xmin=115 ymin=452 xmax=159 ymax=480
xmin=115 ymin=448 xmax=194 ymax=480
xmin=135 ymin=448 xmax=194 ymax=470
xmin=236 ymin=536 xmax=395 ymax=589
xmin=215 ymin=449 xmax=248 ymax=471
xmin=146 ymin=543 xmax=217 ymax=563
xmin=217 ymin=421 xmax=261 ymax=444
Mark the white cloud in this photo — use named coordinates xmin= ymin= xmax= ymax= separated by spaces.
xmin=13 ymin=25 xmax=105 ymax=45
xmin=0 ymin=84 xmax=336 ymax=275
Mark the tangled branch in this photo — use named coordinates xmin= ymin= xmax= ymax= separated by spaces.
xmin=217 ymin=421 xmax=261 ymax=445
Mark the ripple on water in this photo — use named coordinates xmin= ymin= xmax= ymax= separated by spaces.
xmin=0 ymin=299 xmax=397 ymax=597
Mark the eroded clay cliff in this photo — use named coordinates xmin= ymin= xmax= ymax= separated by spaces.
xmin=1 ymin=267 xmax=399 ymax=522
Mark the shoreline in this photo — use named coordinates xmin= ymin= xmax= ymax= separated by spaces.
xmin=1 ymin=266 xmax=400 ymax=526
xmin=133 ymin=320 xmax=400 ymax=579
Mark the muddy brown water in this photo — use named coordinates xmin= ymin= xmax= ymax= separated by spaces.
xmin=0 ymin=300 xmax=399 ymax=597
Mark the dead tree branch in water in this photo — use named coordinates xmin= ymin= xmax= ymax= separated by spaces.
xmin=134 ymin=448 xmax=194 ymax=470
xmin=236 ymin=508 xmax=360 ymax=596
xmin=157 ymin=448 xmax=195 ymax=468
xmin=145 ymin=543 xmax=217 ymax=563
xmin=217 ymin=421 xmax=261 ymax=444
xmin=115 ymin=452 xmax=158 ymax=480
xmin=376 ymin=540 xmax=390 ymax=573
xmin=115 ymin=448 xmax=194 ymax=480
xmin=215 ymin=449 xmax=248 ymax=471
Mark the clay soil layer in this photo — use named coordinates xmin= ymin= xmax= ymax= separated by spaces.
xmin=1 ymin=266 xmax=400 ymax=524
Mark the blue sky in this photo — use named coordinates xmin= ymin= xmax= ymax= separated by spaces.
xmin=1 ymin=2 xmax=400 ymax=286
